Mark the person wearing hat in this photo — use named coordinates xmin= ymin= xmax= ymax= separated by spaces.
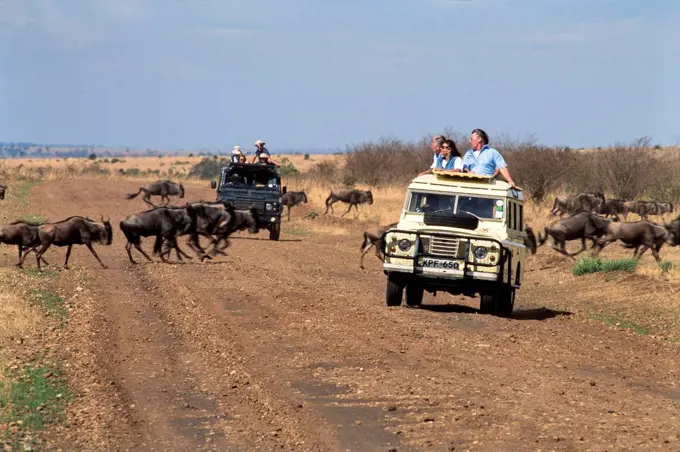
xmin=256 ymin=151 xmax=280 ymax=167
xmin=251 ymin=139 xmax=270 ymax=163
xmin=230 ymin=145 xmax=244 ymax=163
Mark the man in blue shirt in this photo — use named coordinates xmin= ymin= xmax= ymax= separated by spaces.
xmin=461 ymin=128 xmax=517 ymax=188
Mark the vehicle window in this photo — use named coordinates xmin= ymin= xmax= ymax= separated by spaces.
xmin=519 ymin=204 xmax=524 ymax=231
xmin=407 ymin=192 xmax=456 ymax=214
xmin=456 ymin=196 xmax=502 ymax=220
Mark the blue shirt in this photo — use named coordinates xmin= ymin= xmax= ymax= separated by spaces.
xmin=435 ymin=154 xmax=463 ymax=170
xmin=461 ymin=145 xmax=507 ymax=176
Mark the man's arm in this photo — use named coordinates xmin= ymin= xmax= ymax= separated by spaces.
xmin=499 ymin=166 xmax=518 ymax=188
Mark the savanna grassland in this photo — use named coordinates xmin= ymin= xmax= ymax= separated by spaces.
xmin=2 ymin=137 xmax=680 ymax=451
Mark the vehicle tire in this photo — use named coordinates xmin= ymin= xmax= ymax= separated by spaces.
xmin=496 ymin=288 xmax=515 ymax=318
xmin=269 ymin=223 xmax=281 ymax=241
xmin=405 ymin=281 xmax=424 ymax=307
xmin=479 ymin=289 xmax=515 ymax=317
xmin=386 ymin=273 xmax=405 ymax=307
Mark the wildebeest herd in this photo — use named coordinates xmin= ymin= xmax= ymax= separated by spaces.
xmin=0 ymin=180 xmax=377 ymax=271
xmin=2 ymin=178 xmax=679 ymax=271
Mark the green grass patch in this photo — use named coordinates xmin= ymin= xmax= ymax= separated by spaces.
xmin=589 ymin=313 xmax=651 ymax=335
xmin=659 ymin=260 xmax=674 ymax=273
xmin=27 ymin=290 xmax=67 ymax=326
xmin=0 ymin=362 xmax=71 ymax=449
xmin=571 ymin=257 xmax=638 ymax=276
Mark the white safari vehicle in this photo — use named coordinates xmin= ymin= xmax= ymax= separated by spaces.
xmin=380 ymin=170 xmax=530 ymax=316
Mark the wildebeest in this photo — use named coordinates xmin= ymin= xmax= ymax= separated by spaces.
xmin=280 ymin=191 xmax=308 ymax=221
xmin=35 ymin=216 xmax=113 ymax=271
xmin=524 ymin=226 xmax=538 ymax=255
xmin=596 ymin=198 xmax=626 ymax=221
xmin=120 ymin=205 xmax=200 ymax=264
xmin=0 ymin=184 xmax=6 ymax=200
xmin=324 ymin=189 xmax=374 ymax=217
xmin=359 ymin=222 xmax=398 ymax=269
xmin=549 ymin=192 xmax=604 ymax=218
xmin=195 ymin=206 xmax=260 ymax=259
xmin=593 ymin=220 xmax=673 ymax=262
xmin=0 ymin=220 xmax=50 ymax=268
xmin=537 ymin=211 xmax=612 ymax=259
xmin=126 ymin=180 xmax=185 ymax=207
xmin=664 ymin=215 xmax=680 ymax=246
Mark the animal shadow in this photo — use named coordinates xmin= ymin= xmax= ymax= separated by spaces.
xmin=511 ymin=307 xmax=572 ymax=321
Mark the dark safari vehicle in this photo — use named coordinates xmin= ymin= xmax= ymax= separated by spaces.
xmin=210 ymin=162 xmax=286 ymax=240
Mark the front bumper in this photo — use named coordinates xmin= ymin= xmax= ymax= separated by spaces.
xmin=380 ymin=229 xmax=514 ymax=286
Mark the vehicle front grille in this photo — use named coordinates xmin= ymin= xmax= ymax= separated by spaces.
xmin=428 ymin=236 xmax=467 ymax=259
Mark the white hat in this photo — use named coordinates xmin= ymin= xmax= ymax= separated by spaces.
xmin=232 ymin=145 xmax=242 ymax=155
xmin=255 ymin=139 xmax=265 ymax=146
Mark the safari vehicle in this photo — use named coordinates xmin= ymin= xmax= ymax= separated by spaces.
xmin=210 ymin=162 xmax=286 ymax=240
xmin=380 ymin=170 xmax=529 ymax=316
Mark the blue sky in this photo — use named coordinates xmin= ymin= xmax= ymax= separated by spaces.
xmin=0 ymin=0 xmax=678 ymax=151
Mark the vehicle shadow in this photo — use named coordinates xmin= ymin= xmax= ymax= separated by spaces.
xmin=417 ymin=304 xmax=573 ymax=320
xmin=417 ymin=304 xmax=479 ymax=314
xmin=511 ymin=307 xmax=573 ymax=321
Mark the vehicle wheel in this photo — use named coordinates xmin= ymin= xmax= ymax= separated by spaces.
xmin=405 ymin=281 xmax=424 ymax=307
xmin=386 ymin=273 xmax=405 ymax=307
xmin=269 ymin=223 xmax=281 ymax=241
xmin=479 ymin=289 xmax=515 ymax=317
xmin=497 ymin=288 xmax=515 ymax=318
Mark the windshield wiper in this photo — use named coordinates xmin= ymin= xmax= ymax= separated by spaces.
xmin=457 ymin=210 xmax=482 ymax=220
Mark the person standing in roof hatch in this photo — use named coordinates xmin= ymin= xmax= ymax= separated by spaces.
xmin=251 ymin=139 xmax=270 ymax=163
xmin=462 ymin=128 xmax=518 ymax=189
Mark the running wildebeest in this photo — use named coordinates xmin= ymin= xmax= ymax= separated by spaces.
xmin=0 ymin=184 xmax=6 ymax=200
xmin=120 ymin=205 xmax=202 ymax=264
xmin=280 ymin=191 xmax=308 ymax=221
xmin=593 ymin=220 xmax=673 ymax=262
xmin=550 ymin=192 xmax=604 ymax=218
xmin=35 ymin=216 xmax=113 ymax=271
xmin=359 ymin=222 xmax=398 ymax=269
xmin=537 ymin=211 xmax=612 ymax=259
xmin=324 ymin=189 xmax=374 ymax=217
xmin=664 ymin=215 xmax=680 ymax=246
xmin=197 ymin=206 xmax=260 ymax=258
xmin=596 ymin=198 xmax=627 ymax=221
xmin=0 ymin=220 xmax=50 ymax=268
xmin=126 ymin=180 xmax=185 ymax=207
xmin=524 ymin=226 xmax=538 ymax=255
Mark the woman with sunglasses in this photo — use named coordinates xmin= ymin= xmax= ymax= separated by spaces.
xmin=435 ymin=139 xmax=464 ymax=172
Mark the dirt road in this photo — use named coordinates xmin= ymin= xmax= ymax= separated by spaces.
xmin=10 ymin=179 xmax=680 ymax=451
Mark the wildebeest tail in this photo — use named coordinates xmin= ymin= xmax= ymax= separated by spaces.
xmin=126 ymin=188 xmax=143 ymax=199
xmin=537 ymin=227 xmax=549 ymax=246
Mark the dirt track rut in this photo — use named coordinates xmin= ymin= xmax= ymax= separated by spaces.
xmin=11 ymin=179 xmax=680 ymax=451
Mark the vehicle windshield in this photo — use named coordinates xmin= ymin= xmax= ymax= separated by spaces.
xmin=223 ymin=166 xmax=279 ymax=188
xmin=407 ymin=191 xmax=503 ymax=220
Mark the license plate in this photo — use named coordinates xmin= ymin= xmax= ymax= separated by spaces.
xmin=420 ymin=258 xmax=459 ymax=269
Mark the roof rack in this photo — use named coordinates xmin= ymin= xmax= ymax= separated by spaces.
xmin=431 ymin=169 xmax=493 ymax=182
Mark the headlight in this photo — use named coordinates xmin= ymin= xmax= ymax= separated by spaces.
xmin=474 ymin=246 xmax=488 ymax=259
xmin=266 ymin=203 xmax=273 ymax=211
xmin=398 ymin=238 xmax=412 ymax=252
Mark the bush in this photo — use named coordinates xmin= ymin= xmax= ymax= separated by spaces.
xmin=279 ymin=157 xmax=299 ymax=177
xmin=571 ymin=257 xmax=638 ymax=276
xmin=188 ymin=157 xmax=229 ymax=180
xmin=504 ymin=145 xmax=578 ymax=203
xmin=304 ymin=153 xmax=310 ymax=160
xmin=88 ymin=152 xmax=97 ymax=160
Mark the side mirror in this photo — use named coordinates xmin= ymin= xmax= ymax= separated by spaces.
xmin=210 ymin=180 xmax=217 ymax=189
xmin=282 ymin=186 xmax=287 ymax=195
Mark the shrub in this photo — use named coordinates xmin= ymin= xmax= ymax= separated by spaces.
xmin=504 ymin=145 xmax=577 ymax=203
xmin=279 ymin=157 xmax=299 ymax=177
xmin=304 ymin=153 xmax=310 ymax=160
xmin=571 ymin=257 xmax=638 ymax=276
xmin=188 ymin=157 xmax=229 ymax=180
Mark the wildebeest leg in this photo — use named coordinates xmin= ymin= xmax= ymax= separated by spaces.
xmin=359 ymin=242 xmax=374 ymax=269
xmin=125 ymin=242 xmax=137 ymax=264
xmin=85 ymin=243 xmax=107 ymax=268
xmin=63 ymin=244 xmax=73 ymax=269
xmin=341 ymin=203 xmax=354 ymax=218
xmin=16 ymin=245 xmax=25 ymax=268
xmin=568 ymin=238 xmax=587 ymax=257
xmin=35 ymin=242 xmax=53 ymax=271
xmin=287 ymin=205 xmax=291 ymax=221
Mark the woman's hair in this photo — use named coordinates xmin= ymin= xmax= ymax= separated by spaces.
xmin=442 ymin=139 xmax=461 ymax=158
xmin=471 ymin=128 xmax=489 ymax=145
